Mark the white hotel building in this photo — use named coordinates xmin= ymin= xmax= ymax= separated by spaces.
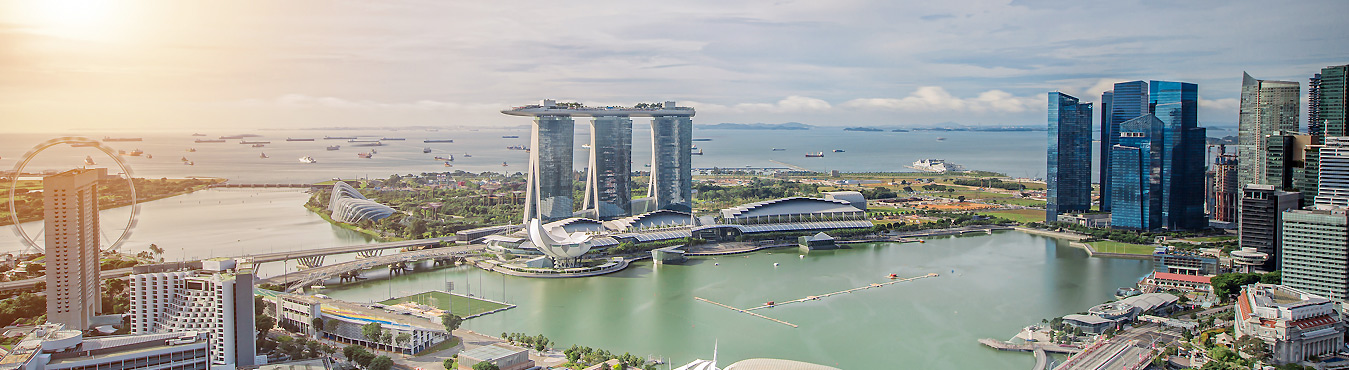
xmin=130 ymin=259 xmax=258 ymax=368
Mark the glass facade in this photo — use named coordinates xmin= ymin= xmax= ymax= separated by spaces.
xmin=1238 ymin=72 xmax=1300 ymax=187
xmin=1047 ymin=92 xmax=1093 ymax=221
xmin=1150 ymin=80 xmax=1207 ymax=230
xmin=1102 ymin=81 xmax=1149 ymax=212
xmin=585 ymin=116 xmax=633 ymax=219
xmin=1098 ymin=90 xmax=1113 ymax=210
xmin=1316 ymin=137 xmax=1349 ymax=209
xmin=1322 ymin=65 xmax=1349 ymax=138
xmin=1110 ymin=115 xmax=1164 ymax=230
xmin=1239 ymin=185 xmax=1300 ymax=271
xmin=649 ymin=116 xmax=693 ymax=212
xmin=1281 ymin=209 xmax=1349 ymax=302
xmin=526 ymin=115 xmax=575 ymax=222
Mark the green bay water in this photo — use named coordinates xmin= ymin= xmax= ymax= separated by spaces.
xmin=322 ymin=232 xmax=1153 ymax=369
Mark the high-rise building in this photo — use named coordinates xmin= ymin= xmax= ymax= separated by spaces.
xmin=1150 ymin=81 xmax=1208 ymax=230
xmin=1315 ymin=137 xmax=1349 ymax=209
xmin=582 ymin=116 xmax=633 ymax=219
xmin=1099 ymin=90 xmax=1114 ymax=211
xmin=649 ymin=113 xmax=694 ymax=213
xmin=1110 ymin=114 xmax=1164 ymax=230
xmin=1310 ymin=73 xmax=1323 ymax=142
xmin=1046 ymin=92 xmax=1093 ymax=222
xmin=524 ymin=115 xmax=576 ymax=222
xmin=1320 ymin=65 xmax=1348 ymax=138
xmin=1281 ymin=209 xmax=1349 ymax=303
xmin=1239 ymin=185 xmax=1301 ymax=271
xmin=130 ymin=259 xmax=257 ymax=367
xmin=1100 ymin=81 xmax=1149 ymax=212
xmin=1237 ymin=72 xmax=1300 ymax=187
xmin=1265 ymin=133 xmax=1312 ymax=190
xmin=1212 ymin=154 xmax=1239 ymax=222
xmin=44 ymin=168 xmax=103 ymax=330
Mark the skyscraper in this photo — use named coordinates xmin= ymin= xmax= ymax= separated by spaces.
xmin=1237 ymin=72 xmax=1300 ymax=187
xmin=131 ymin=259 xmax=257 ymax=367
xmin=1321 ymin=65 xmax=1348 ymax=138
xmin=649 ymin=113 xmax=694 ymax=213
xmin=44 ymin=168 xmax=102 ymax=330
xmin=1212 ymin=154 xmax=1239 ymax=222
xmin=1101 ymin=81 xmax=1149 ymax=212
xmin=1264 ymin=133 xmax=1312 ymax=190
xmin=1310 ymin=73 xmax=1323 ymax=142
xmin=1047 ymin=92 xmax=1093 ymax=222
xmin=1099 ymin=90 xmax=1114 ymax=211
xmin=1281 ymin=209 xmax=1349 ymax=303
xmin=1239 ymin=184 xmax=1301 ymax=271
xmin=525 ymin=115 xmax=576 ymax=222
xmin=1110 ymin=114 xmax=1164 ymax=230
xmin=1151 ymin=80 xmax=1207 ymax=230
xmin=1315 ymin=137 xmax=1349 ymax=209
xmin=582 ymin=116 xmax=633 ymax=219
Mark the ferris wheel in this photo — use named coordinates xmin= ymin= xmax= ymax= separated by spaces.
xmin=7 ymin=136 xmax=139 ymax=254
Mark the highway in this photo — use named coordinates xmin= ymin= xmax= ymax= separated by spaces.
xmin=0 ymin=267 xmax=135 ymax=293
xmin=1057 ymin=325 xmax=1175 ymax=370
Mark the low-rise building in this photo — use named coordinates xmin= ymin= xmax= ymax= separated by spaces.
xmin=1235 ymin=284 xmax=1344 ymax=364
xmin=457 ymin=344 xmax=533 ymax=370
xmin=797 ymin=232 xmax=838 ymax=251
xmin=1152 ymin=252 xmax=1219 ymax=276
xmin=258 ymin=292 xmax=450 ymax=355
xmin=1063 ymin=314 xmax=1114 ymax=334
xmin=0 ymin=323 xmax=209 ymax=370
xmin=1140 ymin=271 xmax=1213 ymax=293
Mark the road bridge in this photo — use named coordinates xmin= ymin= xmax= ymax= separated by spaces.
xmin=0 ymin=267 xmax=136 ymax=294
xmin=261 ymin=244 xmax=483 ymax=292
xmin=246 ymin=237 xmax=457 ymax=264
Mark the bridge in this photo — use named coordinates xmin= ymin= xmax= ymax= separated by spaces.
xmin=0 ymin=267 xmax=136 ymax=294
xmin=210 ymin=183 xmax=332 ymax=189
xmin=246 ymin=236 xmax=457 ymax=265
xmin=260 ymin=244 xmax=484 ymax=292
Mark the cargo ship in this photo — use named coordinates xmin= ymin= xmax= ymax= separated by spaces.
xmin=286 ymin=138 xmax=315 ymax=141
xmin=103 ymin=136 xmax=142 ymax=142
xmin=424 ymin=139 xmax=454 ymax=143
xmin=195 ymin=139 xmax=225 ymax=143
xmin=805 ymin=152 xmax=825 ymax=158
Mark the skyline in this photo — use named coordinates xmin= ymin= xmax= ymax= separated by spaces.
xmin=1 ymin=0 xmax=1347 ymax=132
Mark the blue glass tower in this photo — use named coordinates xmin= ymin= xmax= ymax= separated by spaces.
xmin=1150 ymin=81 xmax=1207 ymax=230
xmin=1102 ymin=81 xmax=1149 ymax=212
xmin=1047 ymin=92 xmax=1093 ymax=222
xmin=1111 ymin=115 xmax=1164 ymax=229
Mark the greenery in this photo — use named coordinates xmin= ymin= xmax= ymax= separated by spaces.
xmin=380 ymin=291 xmax=508 ymax=317
xmin=1211 ymin=271 xmax=1281 ymax=300
xmin=975 ymin=209 xmax=1046 ymax=224
xmin=444 ymin=359 xmax=456 ymax=370
xmin=950 ymin=178 xmax=1027 ymax=190
xmin=0 ymin=293 xmax=45 ymax=326
xmin=472 ymin=362 xmax=501 ymax=370
xmin=442 ymin=313 xmax=463 ymax=332
xmin=1087 ymin=240 xmax=1156 ymax=255
xmin=343 ymin=345 xmax=378 ymax=368
xmin=502 ymin=332 xmax=551 ymax=352
xmin=368 ymin=356 xmax=393 ymax=370
xmin=1 ymin=177 xmax=223 ymax=226
xmin=562 ymin=345 xmax=653 ymax=370
xmin=693 ymin=179 xmax=820 ymax=212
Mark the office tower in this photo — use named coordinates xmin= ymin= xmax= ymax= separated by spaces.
xmin=1237 ymin=73 xmax=1300 ymax=187
xmin=1098 ymin=90 xmax=1113 ymax=211
xmin=1302 ymin=145 xmax=1325 ymax=204
xmin=1265 ymin=133 xmax=1312 ymax=190
xmin=1316 ymin=137 xmax=1349 ymax=209
xmin=649 ymin=113 xmax=694 ymax=212
xmin=1281 ymin=209 xmax=1349 ymax=302
xmin=130 ymin=259 xmax=257 ymax=367
xmin=1100 ymin=81 xmax=1149 ymax=212
xmin=1239 ymin=185 xmax=1301 ymax=271
xmin=1212 ymin=154 xmax=1238 ymax=222
xmin=1150 ymin=81 xmax=1207 ymax=230
xmin=1310 ymin=73 xmax=1323 ymax=142
xmin=1321 ymin=65 xmax=1348 ymax=138
xmin=582 ymin=116 xmax=633 ymax=219
xmin=1046 ymin=92 xmax=1093 ymax=222
xmin=1110 ymin=115 xmax=1164 ymax=230
xmin=44 ymin=168 xmax=102 ymax=330
xmin=525 ymin=115 xmax=576 ymax=222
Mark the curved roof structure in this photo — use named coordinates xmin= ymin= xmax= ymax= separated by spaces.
xmin=527 ymin=218 xmax=593 ymax=259
xmin=673 ymin=359 xmax=719 ymax=370
xmin=544 ymin=218 xmax=607 ymax=234
xmin=606 ymin=209 xmax=694 ymax=231
xmin=1118 ymin=293 xmax=1179 ymax=313
xmin=328 ymin=182 xmax=395 ymax=223
xmin=725 ymin=359 xmax=840 ymax=370
xmin=719 ymin=197 xmax=862 ymax=220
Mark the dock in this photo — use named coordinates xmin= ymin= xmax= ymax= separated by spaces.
xmin=694 ymin=297 xmax=798 ymax=328
xmin=744 ymin=273 xmax=938 ymax=311
xmin=768 ymin=160 xmax=812 ymax=172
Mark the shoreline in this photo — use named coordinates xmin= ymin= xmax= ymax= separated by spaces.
xmin=0 ymin=178 xmax=225 ymax=227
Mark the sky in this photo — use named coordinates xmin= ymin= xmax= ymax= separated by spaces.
xmin=1 ymin=0 xmax=1346 ymax=132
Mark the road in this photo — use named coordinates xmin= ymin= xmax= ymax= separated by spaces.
xmin=0 ymin=267 xmax=135 ymax=293
xmin=1057 ymin=325 xmax=1176 ymax=370
xmin=246 ymin=236 xmax=457 ymax=264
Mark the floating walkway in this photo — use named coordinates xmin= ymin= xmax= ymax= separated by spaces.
xmin=744 ymin=273 xmax=938 ymax=311
xmin=694 ymin=273 xmax=938 ymax=328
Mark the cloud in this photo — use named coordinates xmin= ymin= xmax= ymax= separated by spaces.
xmin=841 ymin=87 xmax=1039 ymax=113
xmin=1198 ymin=97 xmax=1239 ymax=111
xmin=688 ymin=95 xmax=832 ymax=113
xmin=233 ymin=94 xmax=500 ymax=112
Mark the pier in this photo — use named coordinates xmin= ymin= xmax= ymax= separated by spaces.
xmin=767 ymin=160 xmax=812 ymax=172
xmin=744 ymin=273 xmax=938 ymax=311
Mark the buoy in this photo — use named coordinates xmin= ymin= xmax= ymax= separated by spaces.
xmin=714 ymin=263 xmax=719 ymax=266
xmin=800 ymin=255 xmax=804 ymax=259
xmin=774 ymin=263 xmax=780 ymax=267
xmin=888 ymin=273 xmax=898 ymax=279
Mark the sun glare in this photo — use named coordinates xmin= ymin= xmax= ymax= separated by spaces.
xmin=18 ymin=0 xmax=121 ymax=41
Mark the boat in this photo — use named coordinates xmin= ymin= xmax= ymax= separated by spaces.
xmin=324 ymin=136 xmax=356 ymax=140
xmin=286 ymin=138 xmax=315 ymax=142
xmin=259 ymin=152 xmax=269 ymax=158
xmin=145 ymin=154 xmax=153 ymax=159
xmin=103 ymin=136 xmax=142 ymax=142
xmin=506 ymin=145 xmax=529 ymax=151
xmin=184 ymin=161 xmax=194 ymax=166
xmin=358 ymin=152 xmax=373 ymax=159
xmin=693 ymin=138 xmax=712 ymax=142
xmin=220 ymin=134 xmax=258 ymax=139
xmin=352 ymin=142 xmax=382 ymax=147
xmin=299 ymin=156 xmax=317 ymax=164
xmin=936 ymin=137 xmax=947 ymax=141
xmin=380 ymin=137 xmax=406 ymax=141
xmin=239 ymin=140 xmax=270 ymax=144
xmin=180 ymin=156 xmax=189 ymax=162
xmin=501 ymin=135 xmax=519 ymax=138
xmin=195 ymin=139 xmax=225 ymax=143
xmin=424 ymin=139 xmax=454 ymax=143
xmin=581 ymin=144 xmax=591 ymax=149
xmin=326 ymin=145 xmax=340 ymax=151
xmin=444 ymin=162 xmax=453 ymax=167
xmin=251 ymin=144 xmax=265 ymax=148
xmin=186 ymin=148 xmax=196 ymax=152
xmin=348 ymin=139 xmax=380 ymax=143
xmin=805 ymin=152 xmax=825 ymax=157
xmin=128 ymin=149 xmax=144 ymax=156
xmin=423 ymin=147 xmax=432 ymax=153
xmin=434 ymin=156 xmax=451 ymax=161
xmin=691 ymin=148 xmax=703 ymax=155
xmin=771 ymin=148 xmax=786 ymax=151
xmin=502 ymin=162 xmax=508 ymax=167
xmin=833 ymin=149 xmax=845 ymax=152
xmin=84 ymin=156 xmax=96 ymax=165
xmin=463 ymin=153 xmax=472 ymax=158
xmin=910 ymin=159 xmax=966 ymax=173
xmin=191 ymin=133 xmax=206 ymax=136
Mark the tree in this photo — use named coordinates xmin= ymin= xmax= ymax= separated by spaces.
xmin=442 ymin=313 xmax=463 ymax=332
xmin=444 ymin=359 xmax=456 ymax=370
xmin=256 ymin=315 xmax=276 ymax=335
xmin=325 ymin=319 xmax=340 ymax=333
xmin=255 ymin=296 xmax=267 ymax=315
xmin=396 ymin=333 xmax=412 ymax=347
xmin=368 ymin=356 xmax=394 ymax=370
xmin=473 ymin=362 xmax=501 ymax=370
xmin=312 ymin=318 xmax=325 ymax=333
xmin=343 ymin=345 xmax=360 ymax=362
xmin=362 ymin=322 xmax=385 ymax=344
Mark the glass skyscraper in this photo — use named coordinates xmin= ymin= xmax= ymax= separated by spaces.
xmin=1101 ymin=81 xmax=1149 ymax=213
xmin=1098 ymin=90 xmax=1113 ymax=211
xmin=649 ymin=116 xmax=694 ymax=212
xmin=1237 ymin=72 xmax=1300 ymax=188
xmin=526 ymin=115 xmax=576 ymax=222
xmin=1047 ymin=92 xmax=1093 ymax=222
xmin=584 ymin=116 xmax=634 ymax=219
xmin=1150 ymin=80 xmax=1207 ymax=230
xmin=1110 ymin=114 xmax=1164 ymax=230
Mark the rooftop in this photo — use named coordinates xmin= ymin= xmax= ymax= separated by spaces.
xmin=502 ymin=100 xmax=695 ymax=117
xmin=459 ymin=344 xmax=526 ymax=361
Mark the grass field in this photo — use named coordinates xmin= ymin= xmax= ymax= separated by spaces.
xmin=1185 ymin=236 xmax=1236 ymax=243
xmin=977 ymin=209 xmax=1046 ymax=223
xmin=1088 ymin=241 xmax=1157 ymax=255
xmin=380 ymin=291 xmax=509 ymax=317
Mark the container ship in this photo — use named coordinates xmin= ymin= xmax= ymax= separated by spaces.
xmin=286 ymin=138 xmax=315 ymax=141
xmin=424 ymin=139 xmax=454 ymax=143
xmin=805 ymin=152 xmax=825 ymax=158
xmin=103 ymin=136 xmax=142 ymax=142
